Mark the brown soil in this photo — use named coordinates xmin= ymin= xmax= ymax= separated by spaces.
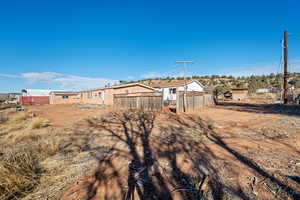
xmin=19 ymin=102 xmax=300 ymax=199
xmin=23 ymin=104 xmax=114 ymax=127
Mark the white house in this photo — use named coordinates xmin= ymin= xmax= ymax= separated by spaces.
xmin=151 ymin=80 xmax=205 ymax=104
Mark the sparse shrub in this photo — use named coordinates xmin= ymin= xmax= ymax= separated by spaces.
xmin=30 ymin=117 xmax=50 ymax=129
xmin=0 ymin=147 xmax=41 ymax=200
xmin=13 ymin=132 xmax=59 ymax=158
xmin=32 ymin=137 xmax=59 ymax=158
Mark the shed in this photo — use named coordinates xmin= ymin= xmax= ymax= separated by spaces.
xmin=20 ymin=89 xmax=52 ymax=105
xmin=231 ymin=88 xmax=248 ymax=101
xmin=256 ymin=88 xmax=271 ymax=93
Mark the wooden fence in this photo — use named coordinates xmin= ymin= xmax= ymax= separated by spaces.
xmin=113 ymin=92 xmax=163 ymax=111
xmin=176 ymin=91 xmax=214 ymax=112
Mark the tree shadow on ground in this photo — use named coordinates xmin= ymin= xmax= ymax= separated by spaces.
xmin=86 ymin=111 xmax=173 ymax=199
xmin=181 ymin=114 xmax=300 ymax=199
xmin=217 ymin=102 xmax=300 ymax=117
xmin=81 ymin=111 xmax=253 ymax=200
xmin=80 ymin=110 xmax=299 ymax=200
xmin=208 ymin=133 xmax=300 ymax=199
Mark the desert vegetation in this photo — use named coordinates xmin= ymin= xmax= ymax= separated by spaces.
xmin=0 ymin=108 xmax=97 ymax=200
xmin=0 ymin=103 xmax=300 ymax=200
xmin=120 ymin=73 xmax=300 ymax=93
xmin=0 ymin=110 xmax=58 ymax=199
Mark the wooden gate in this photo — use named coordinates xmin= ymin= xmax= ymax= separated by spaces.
xmin=113 ymin=92 xmax=163 ymax=111
xmin=176 ymin=91 xmax=214 ymax=112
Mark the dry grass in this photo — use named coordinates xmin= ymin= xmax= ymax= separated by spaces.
xmin=0 ymin=108 xmax=76 ymax=200
xmin=30 ymin=117 xmax=50 ymax=129
xmin=32 ymin=137 xmax=60 ymax=158
xmin=0 ymin=147 xmax=41 ymax=200
xmin=6 ymin=112 xmax=29 ymax=132
xmin=10 ymin=112 xmax=28 ymax=123
xmin=0 ymin=113 xmax=8 ymax=124
xmin=0 ymin=109 xmax=61 ymax=200
xmin=4 ymin=112 xmax=49 ymax=132
xmin=4 ymin=108 xmax=17 ymax=115
xmin=0 ymin=108 xmax=16 ymax=124
xmin=0 ymin=130 xmax=61 ymax=200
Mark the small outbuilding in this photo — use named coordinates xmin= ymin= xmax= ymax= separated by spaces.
xmin=20 ymin=89 xmax=52 ymax=105
xmin=231 ymin=88 xmax=248 ymax=101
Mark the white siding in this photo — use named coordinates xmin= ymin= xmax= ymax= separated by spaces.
xmin=186 ymin=81 xmax=204 ymax=92
xmin=177 ymin=82 xmax=204 ymax=92
xmin=162 ymin=81 xmax=204 ymax=103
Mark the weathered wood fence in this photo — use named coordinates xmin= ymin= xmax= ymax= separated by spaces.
xmin=113 ymin=92 xmax=163 ymax=111
xmin=176 ymin=91 xmax=214 ymax=112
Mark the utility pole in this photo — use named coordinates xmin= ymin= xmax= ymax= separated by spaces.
xmin=283 ymin=30 xmax=288 ymax=104
xmin=176 ymin=60 xmax=192 ymax=112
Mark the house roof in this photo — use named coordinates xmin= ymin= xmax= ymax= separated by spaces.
xmin=231 ymin=88 xmax=248 ymax=91
xmin=50 ymin=91 xmax=79 ymax=95
xmin=82 ymin=82 xmax=155 ymax=92
xmin=148 ymin=80 xmax=204 ymax=88
xmin=111 ymin=82 xmax=155 ymax=90
xmin=22 ymin=89 xmax=53 ymax=96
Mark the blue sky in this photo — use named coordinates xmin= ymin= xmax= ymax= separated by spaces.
xmin=0 ymin=0 xmax=299 ymax=92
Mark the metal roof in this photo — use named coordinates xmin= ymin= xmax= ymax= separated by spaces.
xmin=50 ymin=91 xmax=79 ymax=95
xmin=148 ymin=80 xmax=205 ymax=88
xmin=22 ymin=89 xmax=53 ymax=96
xmin=81 ymin=82 xmax=155 ymax=92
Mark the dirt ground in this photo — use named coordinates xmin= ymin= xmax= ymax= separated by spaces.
xmin=15 ymin=102 xmax=300 ymax=199
xmin=23 ymin=104 xmax=114 ymax=127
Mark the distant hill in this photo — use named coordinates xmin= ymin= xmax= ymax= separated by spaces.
xmin=120 ymin=73 xmax=300 ymax=93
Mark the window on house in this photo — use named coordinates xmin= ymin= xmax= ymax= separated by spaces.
xmin=62 ymin=95 xmax=69 ymax=99
xmin=169 ymin=88 xmax=176 ymax=94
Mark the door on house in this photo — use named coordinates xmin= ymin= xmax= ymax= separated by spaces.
xmin=167 ymin=88 xmax=177 ymax=105
xmin=99 ymin=91 xmax=105 ymax=104
xmin=169 ymin=88 xmax=177 ymax=100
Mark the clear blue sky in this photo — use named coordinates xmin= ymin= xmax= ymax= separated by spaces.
xmin=0 ymin=0 xmax=299 ymax=92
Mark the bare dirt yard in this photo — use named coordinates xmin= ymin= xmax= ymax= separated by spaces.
xmin=1 ymin=102 xmax=300 ymax=200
